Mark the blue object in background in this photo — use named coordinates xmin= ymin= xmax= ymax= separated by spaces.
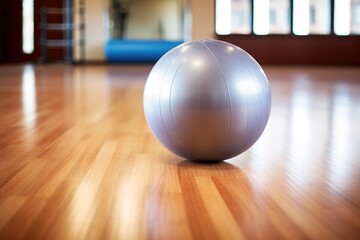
xmin=105 ymin=39 xmax=184 ymax=63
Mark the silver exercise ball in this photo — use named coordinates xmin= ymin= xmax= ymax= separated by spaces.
xmin=143 ymin=39 xmax=271 ymax=162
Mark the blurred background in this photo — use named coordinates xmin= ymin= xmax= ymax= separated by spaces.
xmin=0 ymin=0 xmax=359 ymax=64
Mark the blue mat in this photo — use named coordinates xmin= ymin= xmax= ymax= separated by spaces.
xmin=105 ymin=39 xmax=184 ymax=63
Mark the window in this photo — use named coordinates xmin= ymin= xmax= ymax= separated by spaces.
xmin=231 ymin=0 xmax=252 ymax=34
xmin=291 ymin=0 xmax=330 ymax=35
xmin=352 ymin=1 xmax=360 ymax=33
xmin=253 ymin=0 xmax=270 ymax=35
xmin=268 ymin=0 xmax=290 ymax=34
xmin=22 ymin=0 xmax=34 ymax=54
xmin=334 ymin=0 xmax=360 ymax=35
xmin=308 ymin=0 xmax=330 ymax=35
xmin=216 ymin=0 xmax=232 ymax=35
xmin=215 ymin=0 xmax=360 ymax=35
xmin=254 ymin=0 xmax=290 ymax=35
xmin=216 ymin=0 xmax=252 ymax=35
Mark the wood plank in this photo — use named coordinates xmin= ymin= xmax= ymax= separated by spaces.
xmin=0 ymin=64 xmax=359 ymax=239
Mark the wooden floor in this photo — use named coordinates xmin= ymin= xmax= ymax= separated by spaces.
xmin=0 ymin=64 xmax=360 ymax=239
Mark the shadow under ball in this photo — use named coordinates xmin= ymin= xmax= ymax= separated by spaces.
xmin=143 ymin=39 xmax=271 ymax=162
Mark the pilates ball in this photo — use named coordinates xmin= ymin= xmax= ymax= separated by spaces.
xmin=143 ymin=39 xmax=271 ymax=162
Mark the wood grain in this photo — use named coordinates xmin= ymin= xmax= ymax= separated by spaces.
xmin=0 ymin=64 xmax=360 ymax=239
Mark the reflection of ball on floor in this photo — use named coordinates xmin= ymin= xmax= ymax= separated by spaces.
xmin=143 ymin=39 xmax=271 ymax=162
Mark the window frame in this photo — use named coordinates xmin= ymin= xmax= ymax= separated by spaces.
xmin=215 ymin=0 xmax=360 ymax=36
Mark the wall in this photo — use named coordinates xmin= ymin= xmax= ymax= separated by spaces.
xmin=74 ymin=0 xmax=215 ymax=61
xmin=73 ymin=0 xmax=107 ymax=61
xmin=191 ymin=0 xmax=215 ymax=40
xmin=126 ymin=0 xmax=182 ymax=40
xmin=218 ymin=35 xmax=360 ymax=65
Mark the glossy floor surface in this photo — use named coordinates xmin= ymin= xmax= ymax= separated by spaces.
xmin=0 ymin=64 xmax=360 ymax=239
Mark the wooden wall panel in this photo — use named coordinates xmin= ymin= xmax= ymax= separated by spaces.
xmin=218 ymin=35 xmax=360 ymax=65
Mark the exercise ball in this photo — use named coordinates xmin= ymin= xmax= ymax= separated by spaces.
xmin=143 ymin=39 xmax=271 ymax=162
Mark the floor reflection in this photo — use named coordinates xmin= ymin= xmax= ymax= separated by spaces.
xmin=22 ymin=65 xmax=37 ymax=137
xmin=328 ymin=84 xmax=355 ymax=190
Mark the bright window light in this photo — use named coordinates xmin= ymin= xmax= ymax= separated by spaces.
xmin=216 ymin=0 xmax=231 ymax=35
xmin=293 ymin=0 xmax=309 ymax=35
xmin=22 ymin=0 xmax=34 ymax=54
xmin=334 ymin=0 xmax=351 ymax=35
xmin=308 ymin=0 xmax=331 ymax=34
xmin=268 ymin=0 xmax=290 ymax=34
xmin=22 ymin=65 xmax=36 ymax=130
xmin=253 ymin=0 xmax=270 ymax=35
xmin=354 ymin=2 xmax=360 ymax=26
xmin=230 ymin=0 xmax=252 ymax=34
